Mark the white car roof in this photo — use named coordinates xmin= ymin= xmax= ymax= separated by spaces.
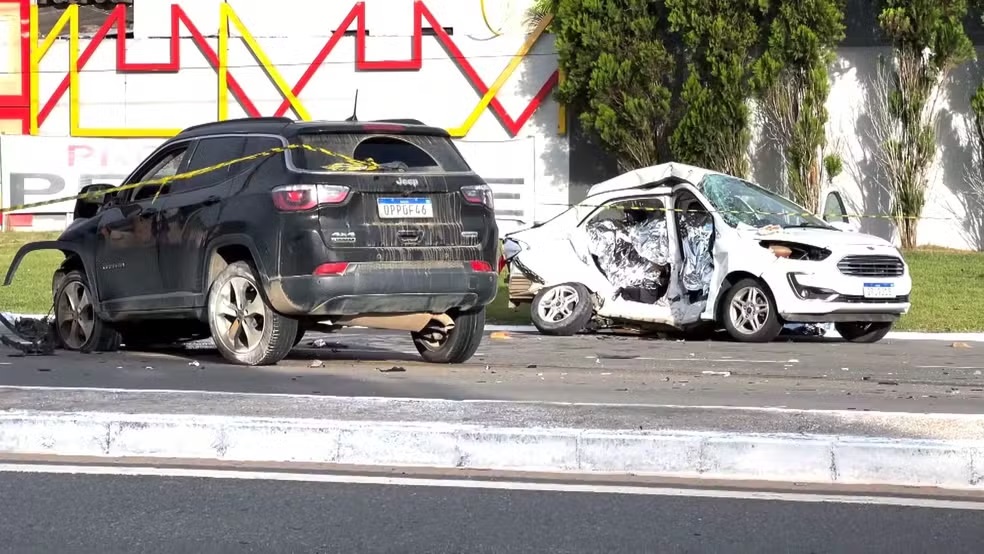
xmin=585 ymin=162 xmax=721 ymax=198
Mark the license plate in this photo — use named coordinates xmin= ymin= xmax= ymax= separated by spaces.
xmin=377 ymin=197 xmax=433 ymax=219
xmin=863 ymin=282 xmax=895 ymax=299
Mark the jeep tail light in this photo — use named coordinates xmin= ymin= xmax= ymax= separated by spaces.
xmin=314 ymin=262 xmax=349 ymax=276
xmin=461 ymin=184 xmax=494 ymax=210
xmin=469 ymin=260 xmax=494 ymax=272
xmin=272 ymin=184 xmax=349 ymax=211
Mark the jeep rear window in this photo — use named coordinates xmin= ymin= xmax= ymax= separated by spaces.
xmin=291 ymin=133 xmax=472 ymax=173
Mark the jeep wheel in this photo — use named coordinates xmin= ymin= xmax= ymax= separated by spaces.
xmin=207 ymin=261 xmax=298 ymax=366
xmin=411 ymin=308 xmax=485 ymax=364
xmin=53 ymin=270 xmax=120 ymax=352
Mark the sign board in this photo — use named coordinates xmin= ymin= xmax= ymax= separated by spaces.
xmin=0 ymin=135 xmax=165 ymax=215
xmin=454 ymin=137 xmax=536 ymax=234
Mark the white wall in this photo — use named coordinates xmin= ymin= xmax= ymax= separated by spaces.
xmin=11 ymin=0 xmax=984 ymax=250
xmin=22 ymin=0 xmax=569 ymax=227
xmin=750 ymin=46 xmax=984 ymax=250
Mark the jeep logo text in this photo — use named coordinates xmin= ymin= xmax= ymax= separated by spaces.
xmin=395 ymin=178 xmax=419 ymax=187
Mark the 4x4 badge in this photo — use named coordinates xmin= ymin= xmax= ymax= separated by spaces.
xmin=396 ymin=177 xmax=419 ymax=187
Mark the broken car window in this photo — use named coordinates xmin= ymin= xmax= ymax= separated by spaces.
xmin=698 ymin=174 xmax=831 ymax=230
xmin=584 ymin=198 xmax=671 ymax=304
xmin=292 ymin=133 xmax=471 ymax=173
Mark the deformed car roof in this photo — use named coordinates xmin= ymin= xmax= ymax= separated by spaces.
xmin=585 ymin=162 xmax=722 ymax=198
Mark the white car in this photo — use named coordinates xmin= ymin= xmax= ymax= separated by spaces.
xmin=502 ymin=163 xmax=911 ymax=343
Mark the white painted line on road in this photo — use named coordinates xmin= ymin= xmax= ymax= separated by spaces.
xmin=0 ymin=462 xmax=981 ymax=511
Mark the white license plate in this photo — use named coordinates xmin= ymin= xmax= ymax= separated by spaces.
xmin=377 ymin=197 xmax=433 ymax=219
xmin=863 ymin=282 xmax=895 ymax=299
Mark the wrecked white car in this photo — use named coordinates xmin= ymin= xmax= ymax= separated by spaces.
xmin=502 ymin=163 xmax=912 ymax=343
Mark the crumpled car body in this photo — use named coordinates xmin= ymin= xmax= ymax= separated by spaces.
xmin=502 ymin=163 xmax=912 ymax=339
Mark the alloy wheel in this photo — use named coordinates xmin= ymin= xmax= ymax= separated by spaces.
xmin=56 ymin=280 xmax=95 ymax=349
xmin=213 ymin=276 xmax=266 ymax=353
xmin=728 ymin=286 xmax=770 ymax=335
xmin=537 ymin=285 xmax=580 ymax=323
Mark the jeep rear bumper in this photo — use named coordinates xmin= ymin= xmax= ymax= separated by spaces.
xmin=266 ymin=262 xmax=498 ymax=317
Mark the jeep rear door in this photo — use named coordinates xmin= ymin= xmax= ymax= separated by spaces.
xmin=285 ymin=129 xmax=497 ymax=266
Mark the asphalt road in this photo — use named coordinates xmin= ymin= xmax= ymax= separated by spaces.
xmin=1 ymin=467 xmax=982 ymax=554
xmin=0 ymin=328 xmax=982 ymax=412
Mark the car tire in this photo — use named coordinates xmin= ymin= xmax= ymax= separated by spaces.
xmin=207 ymin=261 xmax=298 ymax=366
xmin=530 ymin=283 xmax=594 ymax=336
xmin=721 ymin=278 xmax=783 ymax=343
xmin=411 ymin=307 xmax=485 ymax=364
xmin=52 ymin=270 xmax=120 ymax=353
xmin=834 ymin=321 xmax=894 ymax=343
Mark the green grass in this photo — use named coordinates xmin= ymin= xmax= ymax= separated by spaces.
xmin=0 ymin=232 xmax=62 ymax=314
xmin=1 ymin=232 xmax=982 ymax=331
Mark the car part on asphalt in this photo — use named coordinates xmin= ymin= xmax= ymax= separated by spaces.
xmin=503 ymin=162 xmax=911 ymax=343
xmin=530 ymin=282 xmax=594 ymax=336
xmin=0 ymin=312 xmax=56 ymax=355
xmin=834 ymin=321 xmax=895 ymax=343
xmin=3 ymin=117 xmax=499 ymax=366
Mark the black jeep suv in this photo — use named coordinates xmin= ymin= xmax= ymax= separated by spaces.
xmin=4 ymin=117 xmax=499 ymax=365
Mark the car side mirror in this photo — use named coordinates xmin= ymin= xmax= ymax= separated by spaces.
xmin=73 ymin=183 xmax=117 ymax=220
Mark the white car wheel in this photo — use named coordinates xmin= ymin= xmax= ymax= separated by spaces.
xmin=530 ymin=283 xmax=593 ymax=336
xmin=721 ymin=278 xmax=782 ymax=343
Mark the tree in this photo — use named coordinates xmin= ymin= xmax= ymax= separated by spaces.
xmin=753 ymin=0 xmax=846 ymax=212
xmin=874 ymin=0 xmax=973 ymax=248
xmin=666 ymin=0 xmax=771 ymax=177
xmin=535 ymin=0 xmax=678 ymax=171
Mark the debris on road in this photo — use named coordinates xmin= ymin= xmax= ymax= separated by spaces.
xmin=490 ymin=332 xmax=511 ymax=340
xmin=952 ymin=342 xmax=971 ymax=349
xmin=379 ymin=366 xmax=407 ymax=373
xmin=188 ymin=361 xmax=201 ymax=368
xmin=702 ymin=371 xmax=732 ymax=377
xmin=0 ymin=314 xmax=55 ymax=356
xmin=309 ymin=360 xmax=325 ymax=368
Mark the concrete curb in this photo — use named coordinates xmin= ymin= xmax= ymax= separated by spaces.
xmin=0 ymin=409 xmax=980 ymax=490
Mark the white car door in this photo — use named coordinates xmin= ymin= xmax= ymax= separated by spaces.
xmin=667 ymin=183 xmax=724 ymax=325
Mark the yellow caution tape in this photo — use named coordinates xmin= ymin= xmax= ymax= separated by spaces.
xmin=0 ymin=143 xmax=381 ymax=215
xmin=544 ymin=201 xmax=956 ymax=222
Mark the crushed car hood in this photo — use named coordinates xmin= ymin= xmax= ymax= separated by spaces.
xmin=738 ymin=226 xmax=896 ymax=249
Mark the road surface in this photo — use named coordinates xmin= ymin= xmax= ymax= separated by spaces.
xmin=0 ymin=329 xmax=981 ymax=412
xmin=0 ymin=462 xmax=981 ymax=554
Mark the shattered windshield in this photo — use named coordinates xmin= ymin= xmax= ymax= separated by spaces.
xmin=697 ymin=174 xmax=832 ymax=230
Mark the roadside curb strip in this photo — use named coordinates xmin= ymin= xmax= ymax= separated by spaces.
xmin=0 ymin=410 xmax=981 ymax=490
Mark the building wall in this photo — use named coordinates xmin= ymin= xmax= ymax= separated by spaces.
xmin=0 ymin=0 xmax=980 ymax=250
